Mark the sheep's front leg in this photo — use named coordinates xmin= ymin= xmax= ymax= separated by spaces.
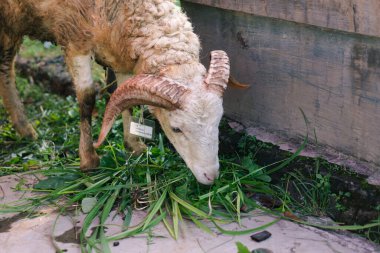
xmin=0 ymin=36 xmax=37 ymax=139
xmin=116 ymin=73 xmax=147 ymax=155
xmin=121 ymin=110 xmax=147 ymax=155
xmin=66 ymin=53 xmax=99 ymax=170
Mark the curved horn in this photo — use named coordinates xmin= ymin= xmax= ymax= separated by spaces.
xmin=94 ymin=74 xmax=189 ymax=148
xmin=228 ymin=76 xmax=250 ymax=89
xmin=204 ymin=50 xmax=230 ymax=96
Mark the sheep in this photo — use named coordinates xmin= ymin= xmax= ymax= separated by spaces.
xmin=0 ymin=0 xmax=230 ymax=185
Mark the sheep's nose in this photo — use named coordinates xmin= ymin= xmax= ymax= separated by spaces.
xmin=202 ymin=170 xmax=219 ymax=185
xmin=191 ymin=163 xmax=220 ymax=185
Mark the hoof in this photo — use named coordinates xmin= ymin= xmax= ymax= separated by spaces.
xmin=124 ymin=140 xmax=147 ymax=156
xmin=18 ymin=123 xmax=38 ymax=140
xmin=80 ymin=153 xmax=100 ymax=171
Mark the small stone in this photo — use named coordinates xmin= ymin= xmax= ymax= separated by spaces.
xmin=43 ymin=41 xmax=53 ymax=48
xmin=250 ymin=231 xmax=271 ymax=242
xmin=306 ymin=216 xmax=336 ymax=226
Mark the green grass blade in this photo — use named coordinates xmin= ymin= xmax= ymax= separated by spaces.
xmin=85 ymin=227 xmax=100 ymax=253
xmin=212 ymin=218 xmax=280 ymax=236
xmin=293 ymin=218 xmax=380 ymax=231
xmin=84 ymin=176 xmax=112 ymax=192
xmin=80 ymin=193 xmax=109 ymax=243
xmin=172 ymin=197 xmax=179 ymax=239
xmin=267 ymin=135 xmax=308 ymax=174
xmin=100 ymin=229 xmax=112 ymax=253
xmin=100 ymin=189 xmax=120 ymax=224
xmin=142 ymin=188 xmax=167 ymax=231
xmin=169 ymin=192 xmax=209 ymax=219
xmin=236 ymin=191 xmax=241 ymax=225
xmin=199 ymin=184 xmax=231 ymax=200
xmin=161 ymin=213 xmax=175 ymax=238
xmin=187 ymin=212 xmax=214 ymax=235
xmin=107 ymin=212 xmax=166 ymax=241
xmin=123 ymin=206 xmax=133 ymax=230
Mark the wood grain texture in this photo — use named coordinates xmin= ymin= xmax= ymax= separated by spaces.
xmin=182 ymin=2 xmax=380 ymax=167
xmin=183 ymin=0 xmax=380 ymax=38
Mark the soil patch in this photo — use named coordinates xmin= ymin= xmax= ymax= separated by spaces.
xmin=0 ymin=213 xmax=29 ymax=233
xmin=54 ymin=226 xmax=80 ymax=244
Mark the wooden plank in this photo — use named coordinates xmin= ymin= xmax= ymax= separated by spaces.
xmin=183 ymin=0 xmax=380 ymax=38
xmin=182 ymin=2 xmax=380 ymax=167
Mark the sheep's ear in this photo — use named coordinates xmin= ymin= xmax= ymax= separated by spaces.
xmin=204 ymin=50 xmax=230 ymax=96
xmin=94 ymin=75 xmax=190 ymax=148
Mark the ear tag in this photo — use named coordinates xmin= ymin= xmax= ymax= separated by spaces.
xmin=130 ymin=109 xmax=155 ymax=140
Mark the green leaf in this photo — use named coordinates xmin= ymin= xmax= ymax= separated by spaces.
xmin=242 ymin=157 xmax=259 ymax=174
xmin=34 ymin=174 xmax=80 ymax=190
xmin=7 ymin=154 xmax=21 ymax=164
xmin=257 ymin=174 xmax=272 ymax=183
xmin=236 ymin=242 xmax=251 ymax=253
xmin=175 ymin=182 xmax=188 ymax=199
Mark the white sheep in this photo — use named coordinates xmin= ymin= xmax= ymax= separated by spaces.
xmin=0 ymin=0 xmax=231 ymax=184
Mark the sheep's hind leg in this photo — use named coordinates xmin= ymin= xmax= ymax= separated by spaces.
xmin=115 ymin=73 xmax=147 ymax=155
xmin=0 ymin=36 xmax=37 ymax=139
xmin=66 ymin=53 xmax=99 ymax=171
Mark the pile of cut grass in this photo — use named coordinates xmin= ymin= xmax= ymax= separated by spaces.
xmin=0 ymin=131 xmax=285 ymax=252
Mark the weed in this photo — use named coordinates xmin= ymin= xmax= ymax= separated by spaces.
xmin=277 ymin=157 xmax=333 ymax=217
xmin=331 ymin=191 xmax=351 ymax=212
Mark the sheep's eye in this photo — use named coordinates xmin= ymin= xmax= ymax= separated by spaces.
xmin=172 ymin=127 xmax=182 ymax=133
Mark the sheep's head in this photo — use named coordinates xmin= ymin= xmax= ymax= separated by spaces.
xmin=94 ymin=51 xmax=229 ymax=185
xmin=151 ymin=88 xmax=224 ymax=185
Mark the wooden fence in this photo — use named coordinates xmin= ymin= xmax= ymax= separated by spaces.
xmin=182 ymin=0 xmax=380 ymax=176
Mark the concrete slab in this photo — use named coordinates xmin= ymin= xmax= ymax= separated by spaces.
xmin=1 ymin=174 xmax=379 ymax=253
